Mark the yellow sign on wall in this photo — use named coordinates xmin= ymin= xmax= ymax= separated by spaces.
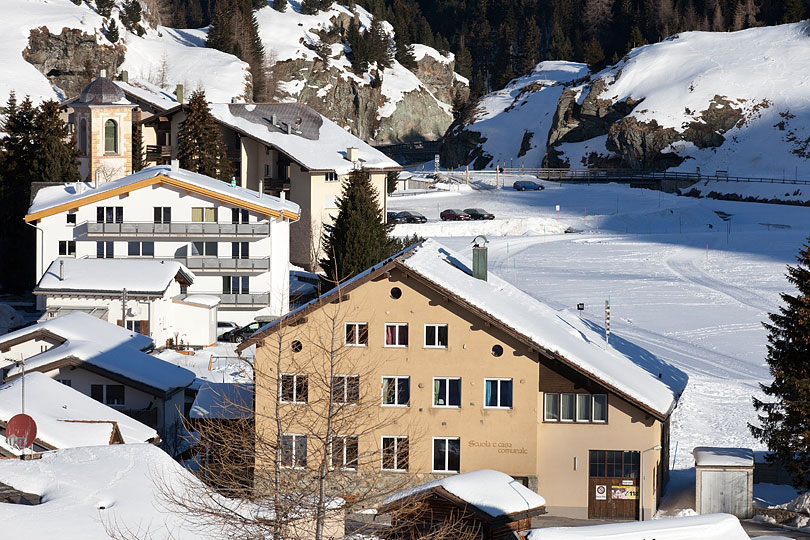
xmin=611 ymin=485 xmax=638 ymax=500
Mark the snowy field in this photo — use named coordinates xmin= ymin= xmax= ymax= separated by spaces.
xmin=390 ymin=174 xmax=809 ymax=477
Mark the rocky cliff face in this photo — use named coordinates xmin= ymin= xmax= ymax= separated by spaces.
xmin=23 ymin=27 xmax=125 ymax=99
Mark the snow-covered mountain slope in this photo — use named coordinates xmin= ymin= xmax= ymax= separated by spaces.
xmin=444 ymin=22 xmax=810 ymax=177
xmin=2 ymin=0 xmax=466 ymax=143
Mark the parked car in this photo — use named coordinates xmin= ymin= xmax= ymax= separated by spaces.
xmin=221 ymin=321 xmax=263 ymax=343
xmin=387 ymin=211 xmax=407 ymax=224
xmin=513 ymin=180 xmax=544 ymax=191
xmin=217 ymin=321 xmax=239 ymax=340
xmin=440 ymin=209 xmax=471 ymax=221
xmin=464 ymin=208 xmax=495 ymax=220
xmin=396 ymin=211 xmax=427 ymax=223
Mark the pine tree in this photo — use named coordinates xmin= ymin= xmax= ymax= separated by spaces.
xmin=320 ymin=168 xmax=393 ymax=284
xmin=781 ymin=0 xmax=806 ymax=23
xmin=106 ymin=19 xmax=120 ymax=43
xmin=300 ymin=0 xmax=320 ymax=15
xmin=132 ymin=123 xmax=146 ymax=172
xmin=95 ymin=0 xmax=114 ymax=18
xmin=31 ymin=101 xmax=80 ymax=184
xmin=453 ymin=37 xmax=473 ymax=79
xmin=121 ymin=0 xmax=143 ymax=30
xmin=206 ymin=1 xmax=236 ymax=54
xmin=549 ymin=18 xmax=574 ymax=61
xmin=273 ymin=0 xmax=287 ymax=12
xmin=516 ymin=18 xmax=541 ymax=76
xmin=751 ymin=238 xmax=810 ymax=490
xmin=178 ymin=90 xmax=232 ymax=181
xmin=583 ymin=37 xmax=606 ymax=69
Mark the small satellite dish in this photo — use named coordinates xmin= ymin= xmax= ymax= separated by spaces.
xmin=6 ymin=413 xmax=37 ymax=450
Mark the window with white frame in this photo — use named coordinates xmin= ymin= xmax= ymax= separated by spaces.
xmin=59 ymin=240 xmax=76 ymax=256
xmin=345 ymin=322 xmax=368 ymax=346
xmin=425 ymin=324 xmax=448 ymax=348
xmin=331 ymin=435 xmax=358 ymax=469
xmin=484 ymin=378 xmax=513 ymax=408
xmin=280 ymin=373 xmax=308 ymax=403
xmin=280 ymin=434 xmax=307 ymax=468
xmin=331 ymin=375 xmax=360 ymax=405
xmin=433 ymin=437 xmax=460 ymax=472
xmin=381 ymin=436 xmax=408 ymax=471
xmin=128 ymin=241 xmax=154 ymax=257
xmin=433 ymin=377 xmax=461 ymax=407
xmin=544 ymin=393 xmax=608 ymax=423
xmin=382 ymin=376 xmax=410 ymax=406
xmin=384 ymin=323 xmax=408 ymax=347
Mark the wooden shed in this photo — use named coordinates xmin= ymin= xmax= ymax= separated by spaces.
xmin=378 ymin=469 xmax=546 ymax=540
xmin=693 ymin=446 xmax=754 ymax=518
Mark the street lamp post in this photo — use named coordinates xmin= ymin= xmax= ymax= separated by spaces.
xmin=640 ymin=444 xmax=662 ymax=521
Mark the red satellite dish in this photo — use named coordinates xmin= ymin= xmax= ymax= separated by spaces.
xmin=6 ymin=414 xmax=37 ymax=450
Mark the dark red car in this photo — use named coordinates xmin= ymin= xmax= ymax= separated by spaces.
xmin=440 ymin=209 xmax=471 ymax=221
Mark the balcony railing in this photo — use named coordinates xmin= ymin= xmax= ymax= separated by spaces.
xmin=263 ymin=176 xmax=290 ymax=192
xmin=79 ymin=221 xmax=270 ymax=238
xmin=178 ymin=292 xmax=270 ymax=308
xmin=174 ymin=256 xmax=269 ymax=272
xmin=145 ymin=145 xmax=172 ymax=160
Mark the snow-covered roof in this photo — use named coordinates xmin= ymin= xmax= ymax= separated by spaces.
xmin=190 ymin=382 xmax=253 ymax=419
xmin=381 ymin=469 xmax=545 ymax=518
xmin=3 ymin=314 xmax=194 ymax=394
xmin=693 ymin=447 xmax=754 ymax=468
xmin=0 ymin=444 xmax=218 ymax=539
xmin=36 ymin=258 xmax=194 ymax=296
xmin=115 ymin=78 xmax=179 ymax=111
xmin=179 ymin=295 xmax=221 ymax=308
xmin=26 ymin=165 xmax=300 ymax=222
xmin=207 ymin=103 xmax=400 ymax=175
xmin=0 ymin=373 xmax=158 ymax=454
xmin=527 ymin=513 xmax=748 ymax=540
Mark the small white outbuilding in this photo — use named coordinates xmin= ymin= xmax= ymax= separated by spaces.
xmin=693 ymin=446 xmax=754 ymax=519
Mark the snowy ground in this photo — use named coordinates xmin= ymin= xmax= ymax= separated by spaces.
xmin=390 ymin=174 xmax=808 ymax=483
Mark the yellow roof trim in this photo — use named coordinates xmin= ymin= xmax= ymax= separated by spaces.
xmin=25 ymin=174 xmax=299 ymax=223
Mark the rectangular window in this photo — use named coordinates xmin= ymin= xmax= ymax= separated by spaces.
xmin=191 ymin=207 xmax=217 ymax=222
xmin=384 ymin=323 xmax=408 ymax=347
xmin=96 ymin=241 xmax=113 ymax=258
xmin=331 ymin=375 xmax=360 ymax=405
xmin=577 ymin=394 xmax=592 ymax=422
xmin=105 ymin=385 xmax=125 ymax=405
xmin=589 ymin=450 xmax=640 ymax=478
xmin=484 ymin=378 xmax=513 ymax=408
xmin=66 ymin=213 xmax=76 ymax=225
xmin=544 ymin=393 xmax=560 ymax=421
xmin=425 ymin=324 xmax=448 ymax=348
xmin=593 ymin=394 xmax=608 ymax=422
xmin=231 ymin=208 xmax=249 ymax=224
xmin=127 ymin=241 xmax=154 ymax=257
xmin=325 ymin=171 xmax=338 ymax=182
xmin=281 ymin=434 xmax=307 ymax=468
xmin=381 ymin=436 xmax=408 ymax=471
xmin=382 ymin=376 xmax=410 ymax=406
xmin=433 ymin=377 xmax=461 ymax=407
xmin=561 ymin=393 xmax=576 ymax=421
xmin=345 ymin=323 xmax=368 ymax=346
xmin=154 ymin=207 xmax=171 ymax=224
xmin=96 ymin=207 xmax=122 ymax=224
xmin=91 ymin=384 xmax=103 ymax=402
xmin=58 ymin=379 xmax=72 ymax=387
xmin=433 ymin=437 xmax=460 ymax=473
xmin=280 ymin=373 xmax=308 ymax=404
xmin=192 ymin=241 xmax=218 ymax=257
xmin=222 ymin=276 xmax=249 ymax=294
xmin=59 ymin=240 xmax=76 ymax=256
xmin=231 ymin=242 xmax=249 ymax=259
xmin=115 ymin=207 xmax=123 ymax=223
xmin=331 ymin=435 xmax=359 ymax=470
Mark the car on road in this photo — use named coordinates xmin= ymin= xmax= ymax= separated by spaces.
xmin=396 ymin=211 xmax=427 ymax=223
xmin=463 ymin=208 xmax=495 ymax=220
xmin=513 ymin=180 xmax=544 ymax=191
xmin=440 ymin=209 xmax=471 ymax=221
xmin=221 ymin=321 xmax=263 ymax=343
xmin=387 ymin=211 xmax=407 ymax=224
xmin=217 ymin=321 xmax=239 ymax=340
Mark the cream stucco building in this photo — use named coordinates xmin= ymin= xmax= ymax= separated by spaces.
xmin=239 ymin=239 xmax=687 ymax=521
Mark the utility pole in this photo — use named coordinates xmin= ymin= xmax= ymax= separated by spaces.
xmin=122 ymin=288 xmax=128 ymax=328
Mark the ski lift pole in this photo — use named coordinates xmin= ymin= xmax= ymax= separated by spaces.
xmin=605 ymin=299 xmax=611 ymax=347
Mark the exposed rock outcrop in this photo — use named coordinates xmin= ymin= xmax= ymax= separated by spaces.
xmin=23 ymin=27 xmax=125 ymax=99
xmin=606 ymin=118 xmax=683 ymax=170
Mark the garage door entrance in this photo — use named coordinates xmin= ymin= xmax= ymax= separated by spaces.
xmin=588 ymin=450 xmax=640 ymax=520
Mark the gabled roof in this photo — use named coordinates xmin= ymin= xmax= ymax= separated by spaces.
xmin=114 ymin=79 xmax=179 ymax=112
xmin=146 ymin=102 xmax=400 ymax=175
xmin=25 ymin=165 xmax=300 ymax=223
xmin=0 ymin=373 xmax=159 ymax=455
xmin=379 ymin=469 xmax=546 ymax=520
xmin=241 ymin=239 xmax=687 ymax=420
xmin=36 ymin=258 xmax=194 ymax=296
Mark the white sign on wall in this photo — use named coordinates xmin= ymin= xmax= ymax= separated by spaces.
xmin=595 ymin=484 xmax=607 ymax=501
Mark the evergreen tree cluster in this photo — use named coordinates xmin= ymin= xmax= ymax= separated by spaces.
xmin=120 ymin=0 xmax=146 ymax=36
xmin=751 ymin=237 xmax=810 ymax=490
xmin=205 ymin=0 xmax=269 ymax=101
xmin=300 ymin=0 xmax=335 ymax=15
xmin=177 ymin=90 xmax=233 ymax=181
xmin=0 ymin=94 xmax=79 ymax=292
xmin=345 ymin=17 xmax=393 ymax=74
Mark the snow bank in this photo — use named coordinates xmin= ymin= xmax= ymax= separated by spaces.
xmin=687 ymin=179 xmax=810 ymax=204
xmin=528 ymin=513 xmax=748 ymax=539
xmin=778 ymin=492 xmax=810 ymax=514
xmin=382 ymin=469 xmax=545 ymax=517
xmin=393 ymin=217 xmax=569 ymax=238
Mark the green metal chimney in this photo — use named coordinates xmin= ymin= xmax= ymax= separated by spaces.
xmin=472 ymin=235 xmax=488 ymax=281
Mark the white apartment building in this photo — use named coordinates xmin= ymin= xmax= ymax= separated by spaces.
xmin=26 ymin=164 xmax=300 ymax=326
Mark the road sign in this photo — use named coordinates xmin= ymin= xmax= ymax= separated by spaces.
xmin=6 ymin=413 xmax=37 ymax=450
